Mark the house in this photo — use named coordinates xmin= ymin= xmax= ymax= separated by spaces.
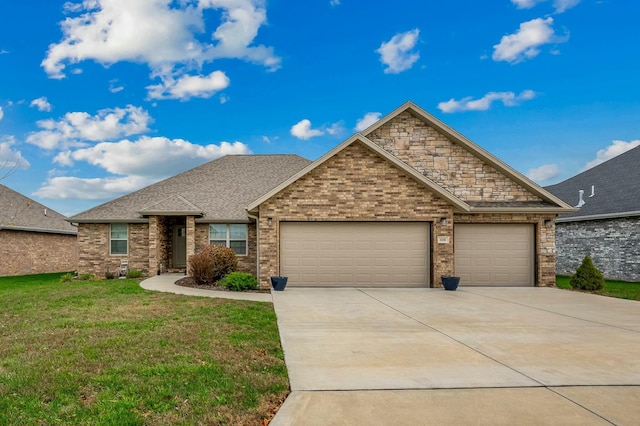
xmin=0 ymin=184 xmax=77 ymax=276
xmin=69 ymin=101 xmax=574 ymax=288
xmin=545 ymin=146 xmax=640 ymax=281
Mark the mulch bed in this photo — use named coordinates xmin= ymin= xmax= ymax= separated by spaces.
xmin=175 ymin=276 xmax=271 ymax=293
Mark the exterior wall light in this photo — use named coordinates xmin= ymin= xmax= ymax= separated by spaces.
xmin=440 ymin=217 xmax=447 ymax=226
xmin=267 ymin=217 xmax=273 ymax=226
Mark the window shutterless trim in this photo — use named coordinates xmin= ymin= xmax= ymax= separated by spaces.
xmin=109 ymin=223 xmax=128 ymax=256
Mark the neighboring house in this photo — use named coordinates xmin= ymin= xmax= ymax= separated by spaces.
xmin=545 ymin=146 xmax=640 ymax=281
xmin=0 ymin=184 xmax=77 ymax=276
xmin=69 ymin=101 xmax=573 ymax=288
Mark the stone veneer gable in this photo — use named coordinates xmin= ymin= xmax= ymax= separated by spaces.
xmin=367 ymin=111 xmax=542 ymax=202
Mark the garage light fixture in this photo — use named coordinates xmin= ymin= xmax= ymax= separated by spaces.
xmin=440 ymin=217 xmax=447 ymax=226
xmin=267 ymin=217 xmax=273 ymax=226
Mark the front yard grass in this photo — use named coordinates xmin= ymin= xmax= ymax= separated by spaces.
xmin=0 ymin=273 xmax=288 ymax=425
xmin=556 ymin=275 xmax=640 ymax=301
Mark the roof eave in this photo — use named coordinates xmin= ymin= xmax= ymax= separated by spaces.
xmin=137 ymin=210 xmax=205 ymax=217
xmin=67 ymin=218 xmax=149 ymax=224
xmin=556 ymin=210 xmax=640 ymax=223
xmin=467 ymin=207 xmax=578 ymax=214
xmin=0 ymin=225 xmax=78 ymax=235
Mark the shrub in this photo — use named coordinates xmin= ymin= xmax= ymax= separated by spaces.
xmin=220 ymin=272 xmax=258 ymax=292
xmin=60 ymin=273 xmax=74 ymax=283
xmin=189 ymin=245 xmax=238 ymax=284
xmin=570 ymin=256 xmax=604 ymax=291
xmin=105 ymin=270 xmax=115 ymax=280
xmin=78 ymin=273 xmax=94 ymax=281
xmin=126 ymin=269 xmax=143 ymax=279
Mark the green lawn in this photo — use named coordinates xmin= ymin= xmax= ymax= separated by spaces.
xmin=556 ymin=275 xmax=640 ymax=301
xmin=0 ymin=273 xmax=288 ymax=425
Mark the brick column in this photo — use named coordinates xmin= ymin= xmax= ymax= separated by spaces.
xmin=186 ymin=216 xmax=196 ymax=273
xmin=148 ymin=216 xmax=159 ymax=276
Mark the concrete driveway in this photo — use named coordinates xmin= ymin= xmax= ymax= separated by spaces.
xmin=270 ymin=287 xmax=640 ymax=425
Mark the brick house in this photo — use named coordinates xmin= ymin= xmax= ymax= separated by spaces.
xmin=545 ymin=145 xmax=640 ymax=281
xmin=0 ymin=184 xmax=77 ymax=276
xmin=69 ymin=101 xmax=573 ymax=288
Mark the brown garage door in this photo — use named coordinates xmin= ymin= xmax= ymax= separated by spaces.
xmin=454 ymin=224 xmax=534 ymax=286
xmin=280 ymin=222 xmax=430 ymax=287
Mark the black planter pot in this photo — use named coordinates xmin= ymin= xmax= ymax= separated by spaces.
xmin=441 ymin=276 xmax=460 ymax=291
xmin=271 ymin=276 xmax=288 ymax=291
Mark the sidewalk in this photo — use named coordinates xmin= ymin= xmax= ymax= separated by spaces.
xmin=139 ymin=273 xmax=273 ymax=302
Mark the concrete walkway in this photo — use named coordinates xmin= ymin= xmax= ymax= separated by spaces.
xmin=139 ymin=273 xmax=272 ymax=302
xmin=271 ymin=287 xmax=640 ymax=425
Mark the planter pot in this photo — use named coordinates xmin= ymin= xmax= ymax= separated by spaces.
xmin=271 ymin=276 xmax=288 ymax=291
xmin=441 ymin=276 xmax=460 ymax=291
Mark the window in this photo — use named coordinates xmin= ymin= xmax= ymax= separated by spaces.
xmin=110 ymin=223 xmax=128 ymax=255
xmin=210 ymin=224 xmax=247 ymax=256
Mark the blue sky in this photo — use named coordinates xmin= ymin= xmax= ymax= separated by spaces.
xmin=1 ymin=0 xmax=639 ymax=216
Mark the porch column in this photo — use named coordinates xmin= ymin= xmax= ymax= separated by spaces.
xmin=186 ymin=216 xmax=196 ymax=273
xmin=148 ymin=215 xmax=159 ymax=276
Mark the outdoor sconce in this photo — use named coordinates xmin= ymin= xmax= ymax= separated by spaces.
xmin=544 ymin=219 xmax=553 ymax=228
xmin=440 ymin=217 xmax=447 ymax=226
xmin=267 ymin=217 xmax=273 ymax=226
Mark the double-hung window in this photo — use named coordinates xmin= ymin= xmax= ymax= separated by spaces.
xmin=110 ymin=223 xmax=128 ymax=255
xmin=209 ymin=224 xmax=247 ymax=256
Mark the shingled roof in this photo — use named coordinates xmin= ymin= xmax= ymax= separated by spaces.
xmin=0 ymin=185 xmax=77 ymax=234
xmin=69 ymin=155 xmax=312 ymax=223
xmin=545 ymin=145 xmax=640 ymax=222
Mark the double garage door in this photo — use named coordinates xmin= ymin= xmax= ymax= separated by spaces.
xmin=279 ymin=222 xmax=534 ymax=287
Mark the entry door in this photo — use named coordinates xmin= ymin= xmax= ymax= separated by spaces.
xmin=173 ymin=226 xmax=187 ymax=268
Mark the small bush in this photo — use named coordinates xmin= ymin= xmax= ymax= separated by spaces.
xmin=570 ymin=256 xmax=604 ymax=291
xmin=78 ymin=273 xmax=94 ymax=281
xmin=126 ymin=269 xmax=143 ymax=279
xmin=60 ymin=273 xmax=74 ymax=283
xmin=220 ymin=272 xmax=258 ymax=292
xmin=105 ymin=270 xmax=115 ymax=280
xmin=189 ymin=245 xmax=238 ymax=284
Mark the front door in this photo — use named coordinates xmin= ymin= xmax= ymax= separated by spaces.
xmin=173 ymin=226 xmax=187 ymax=268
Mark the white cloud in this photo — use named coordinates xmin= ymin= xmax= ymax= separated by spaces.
xmin=376 ymin=29 xmax=420 ymax=74
xmin=583 ymin=140 xmax=640 ymax=170
xmin=0 ymin=49 xmax=8 ymax=55
xmin=26 ymin=105 xmax=152 ymax=150
xmin=54 ymin=136 xmax=250 ymax=178
xmin=0 ymin=107 xmax=3 ymax=121
xmin=492 ymin=18 xmax=567 ymax=63
xmin=510 ymin=0 xmax=580 ymax=13
xmin=0 ymin=135 xmax=31 ymax=170
xmin=355 ymin=112 xmax=381 ymax=131
xmin=42 ymin=0 xmax=280 ymax=81
xmin=147 ymin=70 xmax=230 ymax=100
xmin=219 ymin=94 xmax=229 ymax=104
xmin=526 ymin=163 xmax=560 ymax=182
xmin=330 ymin=0 xmax=340 ymax=5
xmin=290 ymin=119 xmax=324 ymax=140
xmin=109 ymin=79 xmax=124 ymax=93
xmin=437 ymin=90 xmax=536 ymax=113
xmin=326 ymin=122 xmax=344 ymax=137
xmin=34 ymin=175 xmax=153 ymax=200
xmin=30 ymin=97 xmax=53 ymax=112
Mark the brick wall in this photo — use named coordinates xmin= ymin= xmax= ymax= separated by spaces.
xmin=77 ymin=223 xmax=149 ymax=277
xmin=367 ymin=111 xmax=542 ymax=202
xmin=0 ymin=229 xmax=77 ymax=276
xmin=556 ymin=217 xmax=640 ymax=281
xmin=258 ymin=141 xmax=454 ymax=289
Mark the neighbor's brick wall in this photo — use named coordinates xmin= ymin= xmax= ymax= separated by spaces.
xmin=454 ymin=213 xmax=557 ymax=287
xmin=556 ymin=217 xmax=640 ymax=281
xmin=367 ymin=111 xmax=542 ymax=202
xmin=195 ymin=222 xmax=258 ymax=276
xmin=77 ymin=223 xmax=149 ymax=277
xmin=0 ymin=229 xmax=77 ymax=276
xmin=258 ymin=141 xmax=454 ymax=289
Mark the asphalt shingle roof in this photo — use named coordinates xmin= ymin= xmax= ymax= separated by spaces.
xmin=0 ymin=185 xmax=77 ymax=234
xmin=545 ymin=145 xmax=640 ymax=220
xmin=69 ymin=155 xmax=312 ymax=222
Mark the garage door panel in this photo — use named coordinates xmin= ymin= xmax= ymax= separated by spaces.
xmin=455 ymin=224 xmax=533 ymax=286
xmin=281 ymin=222 xmax=429 ymax=287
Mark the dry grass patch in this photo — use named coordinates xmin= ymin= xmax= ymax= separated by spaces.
xmin=0 ymin=273 xmax=288 ymax=425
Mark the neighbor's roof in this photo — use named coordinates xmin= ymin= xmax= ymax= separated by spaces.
xmin=0 ymin=184 xmax=77 ymax=234
xmin=545 ymin=145 xmax=640 ymax=222
xmin=69 ymin=155 xmax=311 ymax=223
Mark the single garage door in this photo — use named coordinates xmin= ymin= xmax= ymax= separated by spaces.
xmin=280 ymin=222 xmax=429 ymax=287
xmin=454 ymin=224 xmax=534 ymax=286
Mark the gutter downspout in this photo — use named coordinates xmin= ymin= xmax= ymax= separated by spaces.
xmin=247 ymin=213 xmax=260 ymax=281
